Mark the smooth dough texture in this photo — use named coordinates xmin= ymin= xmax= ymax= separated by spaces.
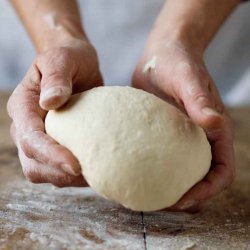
xmin=45 ymin=86 xmax=211 ymax=211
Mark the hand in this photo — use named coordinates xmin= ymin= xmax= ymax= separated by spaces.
xmin=7 ymin=39 xmax=103 ymax=187
xmin=133 ymin=40 xmax=235 ymax=212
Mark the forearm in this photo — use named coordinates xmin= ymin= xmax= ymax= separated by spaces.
xmin=11 ymin=0 xmax=87 ymax=52
xmin=148 ymin=0 xmax=240 ymax=54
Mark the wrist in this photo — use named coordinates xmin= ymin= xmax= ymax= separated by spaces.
xmin=145 ymin=25 xmax=205 ymax=57
xmin=146 ymin=0 xmax=240 ymax=56
xmin=34 ymin=14 xmax=88 ymax=52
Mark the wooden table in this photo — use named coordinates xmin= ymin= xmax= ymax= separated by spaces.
xmin=0 ymin=92 xmax=249 ymax=249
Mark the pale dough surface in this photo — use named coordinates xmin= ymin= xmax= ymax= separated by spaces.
xmin=45 ymin=86 xmax=211 ymax=211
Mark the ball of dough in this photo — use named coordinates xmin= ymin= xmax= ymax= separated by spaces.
xmin=45 ymin=86 xmax=211 ymax=211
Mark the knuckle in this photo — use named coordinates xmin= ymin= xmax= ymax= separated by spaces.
xmin=19 ymin=135 xmax=33 ymax=159
xmin=19 ymin=130 xmax=44 ymax=160
xmin=23 ymin=168 xmax=41 ymax=184
xmin=36 ymin=47 xmax=72 ymax=74
xmin=192 ymin=92 xmax=210 ymax=104
xmin=45 ymin=72 xmax=68 ymax=84
xmin=53 ymin=174 xmax=75 ymax=188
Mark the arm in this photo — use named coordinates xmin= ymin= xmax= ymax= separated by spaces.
xmin=147 ymin=0 xmax=240 ymax=53
xmin=8 ymin=0 xmax=102 ymax=187
xmin=133 ymin=0 xmax=240 ymax=212
xmin=11 ymin=0 xmax=85 ymax=52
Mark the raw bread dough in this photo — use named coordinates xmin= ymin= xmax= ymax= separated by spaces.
xmin=45 ymin=86 xmax=211 ymax=211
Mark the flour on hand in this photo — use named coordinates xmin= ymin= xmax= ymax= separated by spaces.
xmin=143 ymin=56 xmax=157 ymax=73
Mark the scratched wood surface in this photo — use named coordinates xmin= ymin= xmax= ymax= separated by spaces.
xmin=0 ymin=92 xmax=249 ymax=250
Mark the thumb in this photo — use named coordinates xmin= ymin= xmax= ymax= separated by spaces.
xmin=36 ymin=50 xmax=74 ymax=111
xmin=39 ymin=72 xmax=72 ymax=111
xmin=181 ymin=81 xmax=223 ymax=129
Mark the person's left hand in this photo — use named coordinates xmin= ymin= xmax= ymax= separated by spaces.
xmin=132 ymin=40 xmax=235 ymax=212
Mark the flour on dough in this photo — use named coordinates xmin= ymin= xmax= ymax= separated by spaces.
xmin=45 ymin=86 xmax=211 ymax=212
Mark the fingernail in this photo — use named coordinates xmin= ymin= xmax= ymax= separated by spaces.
xmin=202 ymin=107 xmax=221 ymax=117
xmin=61 ymin=163 xmax=81 ymax=176
xmin=177 ymin=200 xmax=197 ymax=210
xmin=40 ymin=87 xmax=71 ymax=102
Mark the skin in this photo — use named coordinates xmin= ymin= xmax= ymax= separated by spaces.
xmin=8 ymin=0 xmax=102 ymax=187
xmin=133 ymin=0 xmax=240 ymax=212
xmin=8 ymin=0 xmax=240 ymax=210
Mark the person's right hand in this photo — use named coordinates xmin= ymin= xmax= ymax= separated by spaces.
xmin=7 ymin=39 xmax=103 ymax=187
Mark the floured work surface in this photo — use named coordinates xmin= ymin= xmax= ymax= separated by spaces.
xmin=0 ymin=92 xmax=249 ymax=249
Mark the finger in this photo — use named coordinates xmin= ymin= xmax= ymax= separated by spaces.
xmin=20 ymin=130 xmax=82 ymax=176
xmin=37 ymin=49 xmax=74 ymax=110
xmin=7 ymin=64 xmax=42 ymax=119
xmin=18 ymin=145 xmax=88 ymax=187
xmin=180 ymin=78 xmax=224 ymax=130
xmin=167 ymin=203 xmax=204 ymax=214
xmin=171 ymin=118 xmax=235 ymax=211
xmin=172 ymin=163 xmax=234 ymax=211
xmin=7 ymin=65 xmax=81 ymax=176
